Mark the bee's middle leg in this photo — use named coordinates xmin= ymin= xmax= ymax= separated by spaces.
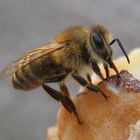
xmin=86 ymin=74 xmax=92 ymax=83
xmin=72 ymin=72 xmax=107 ymax=99
xmin=59 ymin=83 xmax=70 ymax=96
xmin=44 ymin=75 xmax=69 ymax=96
xmin=42 ymin=76 xmax=81 ymax=124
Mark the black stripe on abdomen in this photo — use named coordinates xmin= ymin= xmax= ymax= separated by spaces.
xmin=12 ymin=66 xmax=41 ymax=90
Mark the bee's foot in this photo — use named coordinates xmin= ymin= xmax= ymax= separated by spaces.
xmin=87 ymin=83 xmax=108 ymax=99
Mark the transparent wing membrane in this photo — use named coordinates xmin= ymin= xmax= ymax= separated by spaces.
xmin=0 ymin=43 xmax=65 ymax=79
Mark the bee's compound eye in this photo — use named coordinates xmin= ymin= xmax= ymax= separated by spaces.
xmin=92 ymin=33 xmax=104 ymax=48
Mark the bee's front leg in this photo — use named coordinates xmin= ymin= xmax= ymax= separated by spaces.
xmin=72 ymin=72 xmax=107 ymax=99
xmin=91 ymin=60 xmax=104 ymax=80
xmin=103 ymin=63 xmax=109 ymax=79
xmin=42 ymin=81 xmax=82 ymax=124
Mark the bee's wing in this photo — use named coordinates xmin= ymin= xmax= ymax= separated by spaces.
xmin=0 ymin=43 xmax=65 ymax=80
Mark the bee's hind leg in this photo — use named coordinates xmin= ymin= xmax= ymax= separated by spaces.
xmin=43 ymin=75 xmax=70 ymax=96
xmin=42 ymin=76 xmax=81 ymax=124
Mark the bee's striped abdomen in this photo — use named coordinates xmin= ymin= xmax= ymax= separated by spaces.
xmin=12 ymin=64 xmax=41 ymax=90
xmin=12 ymin=55 xmax=67 ymax=91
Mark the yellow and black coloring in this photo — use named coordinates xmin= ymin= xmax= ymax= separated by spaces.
xmin=0 ymin=25 xmax=130 ymax=124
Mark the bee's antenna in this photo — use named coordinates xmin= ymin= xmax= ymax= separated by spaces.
xmin=109 ymin=38 xmax=130 ymax=64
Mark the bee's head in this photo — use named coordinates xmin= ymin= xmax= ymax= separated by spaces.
xmin=89 ymin=25 xmax=130 ymax=76
xmin=90 ymin=32 xmax=112 ymax=62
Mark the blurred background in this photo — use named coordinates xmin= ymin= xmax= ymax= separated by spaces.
xmin=0 ymin=0 xmax=140 ymax=139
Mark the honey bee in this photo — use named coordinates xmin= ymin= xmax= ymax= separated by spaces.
xmin=0 ymin=25 xmax=130 ymax=124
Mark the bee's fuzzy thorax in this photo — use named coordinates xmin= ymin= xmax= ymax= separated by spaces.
xmin=51 ymin=26 xmax=92 ymax=70
xmin=51 ymin=42 xmax=91 ymax=71
xmin=52 ymin=25 xmax=89 ymax=45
